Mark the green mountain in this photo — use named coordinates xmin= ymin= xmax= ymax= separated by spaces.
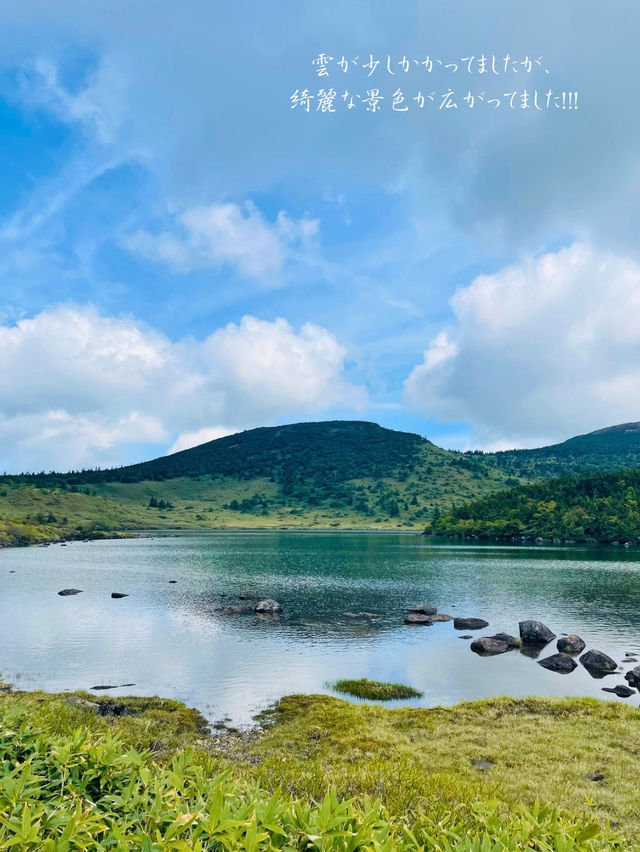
xmin=483 ymin=422 xmax=640 ymax=480
xmin=429 ymin=466 xmax=640 ymax=544
xmin=0 ymin=421 xmax=512 ymax=536
xmin=2 ymin=419 xmax=640 ymax=543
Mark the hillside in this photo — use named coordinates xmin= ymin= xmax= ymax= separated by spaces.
xmin=0 ymin=421 xmax=511 ymax=535
xmin=428 ymin=466 xmax=640 ymax=544
xmin=483 ymin=422 xmax=640 ymax=480
xmin=3 ymin=419 xmax=640 ymax=541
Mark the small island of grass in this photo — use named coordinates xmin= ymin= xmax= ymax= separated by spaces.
xmin=333 ymin=677 xmax=423 ymax=700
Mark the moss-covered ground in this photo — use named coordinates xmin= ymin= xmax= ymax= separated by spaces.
xmin=0 ymin=687 xmax=637 ymax=848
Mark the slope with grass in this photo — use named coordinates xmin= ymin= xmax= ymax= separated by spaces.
xmin=484 ymin=422 xmax=640 ymax=481
xmin=0 ymin=686 xmax=633 ymax=849
xmin=4 ymin=419 xmax=640 ymax=541
xmin=0 ymin=421 xmax=515 ymax=536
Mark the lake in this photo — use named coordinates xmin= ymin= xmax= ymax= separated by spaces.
xmin=1 ymin=531 xmax=639 ymax=726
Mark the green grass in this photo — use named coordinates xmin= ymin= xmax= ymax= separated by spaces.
xmin=0 ymin=688 xmax=636 ymax=848
xmin=332 ymin=678 xmax=423 ymax=700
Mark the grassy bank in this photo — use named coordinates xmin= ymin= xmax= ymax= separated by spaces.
xmin=0 ymin=688 xmax=636 ymax=849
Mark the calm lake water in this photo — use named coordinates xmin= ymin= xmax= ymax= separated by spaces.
xmin=1 ymin=532 xmax=640 ymax=726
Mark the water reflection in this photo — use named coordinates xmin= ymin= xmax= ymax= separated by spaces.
xmin=1 ymin=532 xmax=639 ymax=726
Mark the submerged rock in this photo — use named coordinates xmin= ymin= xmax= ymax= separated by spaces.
xmin=602 ymin=684 xmax=635 ymax=697
xmin=429 ymin=613 xmax=454 ymax=622
xmin=58 ymin=588 xmax=83 ymax=596
xmin=168 ymin=580 xmax=177 ymax=584
xmin=224 ymin=604 xmax=254 ymax=614
xmin=624 ymin=665 xmax=640 ymax=689
xmin=490 ymin=633 xmax=522 ymax=649
xmin=407 ymin=605 xmax=437 ymax=615
xmin=470 ymin=636 xmax=510 ymax=656
xmin=344 ymin=612 xmax=379 ymax=619
xmin=519 ymin=621 xmax=556 ymax=644
xmin=458 ymin=634 xmax=473 ymax=639
xmin=537 ymin=653 xmax=578 ymax=673
xmin=453 ymin=617 xmax=489 ymax=630
xmin=557 ymin=634 xmax=586 ymax=655
xmin=254 ymin=599 xmax=283 ymax=613
xmin=111 ymin=592 xmax=129 ymax=599
xmin=580 ymin=649 xmax=618 ymax=673
xmin=404 ymin=613 xmax=433 ymax=625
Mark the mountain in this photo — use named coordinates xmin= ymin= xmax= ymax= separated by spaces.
xmin=0 ymin=421 xmax=511 ymax=534
xmin=428 ymin=466 xmax=640 ymax=544
xmin=2 ymin=419 xmax=640 ymax=540
xmin=483 ymin=422 xmax=640 ymax=480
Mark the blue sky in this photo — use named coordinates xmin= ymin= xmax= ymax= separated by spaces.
xmin=0 ymin=0 xmax=639 ymax=472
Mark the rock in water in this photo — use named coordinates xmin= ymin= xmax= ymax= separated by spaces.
xmin=407 ymin=605 xmax=437 ymax=615
xmin=580 ymin=649 xmax=618 ymax=673
xmin=404 ymin=613 xmax=433 ymax=625
xmin=470 ymin=636 xmax=510 ymax=655
xmin=557 ymin=634 xmax=586 ymax=654
xmin=602 ymin=684 xmax=635 ymax=697
xmin=490 ymin=633 xmax=522 ymax=649
xmin=429 ymin=613 xmax=454 ymax=622
xmin=538 ymin=653 xmax=578 ymax=673
xmin=111 ymin=592 xmax=129 ymax=599
xmin=624 ymin=665 xmax=640 ymax=689
xmin=58 ymin=588 xmax=83 ymax=596
xmin=453 ymin=617 xmax=489 ymax=630
xmin=254 ymin=599 xmax=283 ymax=613
xmin=519 ymin=621 xmax=556 ymax=644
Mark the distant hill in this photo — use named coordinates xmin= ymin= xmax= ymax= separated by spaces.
xmin=428 ymin=466 xmax=640 ymax=544
xmin=0 ymin=421 xmax=511 ymax=533
xmin=483 ymin=422 xmax=640 ymax=480
xmin=2 ymin=419 xmax=640 ymax=538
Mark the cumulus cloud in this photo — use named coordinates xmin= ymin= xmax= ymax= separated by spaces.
xmin=123 ymin=202 xmax=319 ymax=281
xmin=404 ymin=243 xmax=640 ymax=447
xmin=0 ymin=305 xmax=365 ymax=472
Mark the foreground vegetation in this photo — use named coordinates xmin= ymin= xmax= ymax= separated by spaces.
xmin=428 ymin=468 xmax=640 ymax=543
xmin=333 ymin=679 xmax=423 ymax=700
xmin=0 ymin=688 xmax=637 ymax=848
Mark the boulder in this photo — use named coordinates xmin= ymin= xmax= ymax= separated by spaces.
xmin=404 ymin=613 xmax=433 ymax=625
xmin=624 ymin=657 xmax=638 ymax=663
xmin=470 ymin=636 xmax=511 ymax=656
xmin=458 ymin=634 xmax=473 ymax=639
xmin=556 ymin=634 xmax=585 ymax=655
xmin=453 ymin=617 xmax=489 ymax=630
xmin=490 ymin=632 xmax=522 ymax=649
xmin=407 ymin=605 xmax=437 ymax=615
xmin=537 ymin=653 xmax=578 ymax=673
xmin=254 ymin=599 xmax=283 ymax=613
xmin=429 ymin=613 xmax=453 ymax=622
xmin=602 ymin=684 xmax=635 ymax=697
xmin=580 ymin=649 xmax=618 ymax=673
xmin=58 ymin=588 xmax=83 ymax=596
xmin=624 ymin=665 xmax=640 ymax=689
xmin=519 ymin=621 xmax=556 ymax=644
xmin=111 ymin=592 xmax=129 ymax=599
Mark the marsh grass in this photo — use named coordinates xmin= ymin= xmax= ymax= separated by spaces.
xmin=0 ymin=689 xmax=635 ymax=849
xmin=332 ymin=678 xmax=423 ymax=700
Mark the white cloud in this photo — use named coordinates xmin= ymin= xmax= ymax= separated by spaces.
xmin=123 ymin=202 xmax=319 ymax=281
xmin=404 ymin=243 xmax=640 ymax=448
xmin=167 ymin=426 xmax=235 ymax=455
xmin=0 ymin=305 xmax=365 ymax=472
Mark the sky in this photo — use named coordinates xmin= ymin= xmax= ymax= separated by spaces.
xmin=0 ymin=0 xmax=639 ymax=472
